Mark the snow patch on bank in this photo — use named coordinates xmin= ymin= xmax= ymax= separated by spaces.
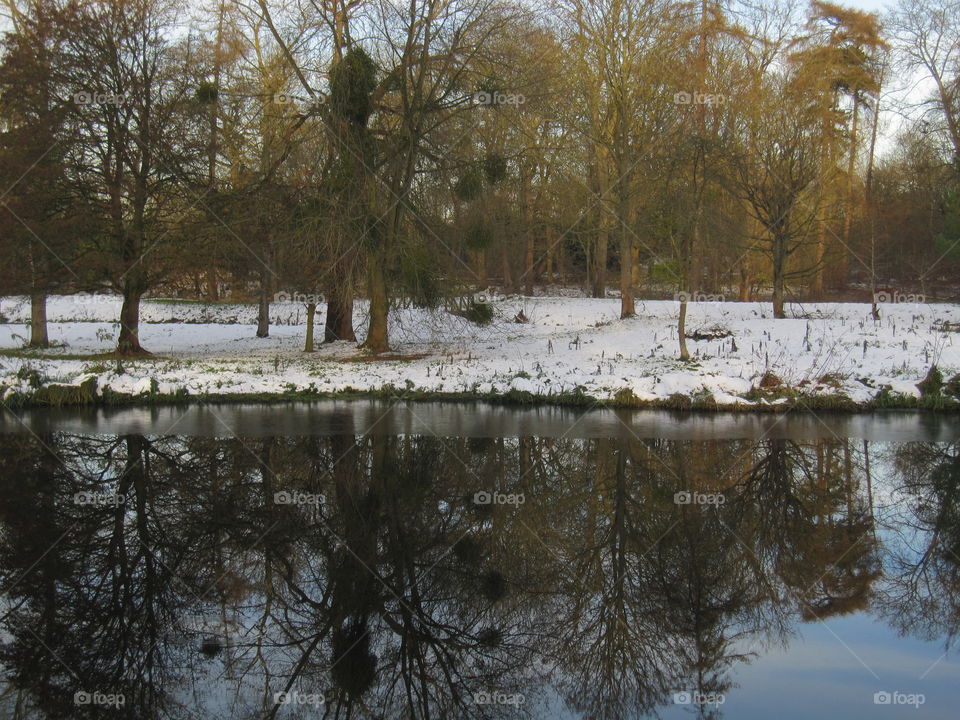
xmin=1 ymin=295 xmax=958 ymax=408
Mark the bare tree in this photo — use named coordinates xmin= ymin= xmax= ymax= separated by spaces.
xmin=727 ymin=72 xmax=823 ymax=318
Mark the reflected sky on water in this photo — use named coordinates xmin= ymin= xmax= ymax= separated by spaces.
xmin=0 ymin=403 xmax=957 ymax=718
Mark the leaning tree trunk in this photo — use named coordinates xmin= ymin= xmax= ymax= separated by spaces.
xmin=28 ymin=292 xmax=49 ymax=348
xmin=117 ymin=282 xmax=147 ymax=355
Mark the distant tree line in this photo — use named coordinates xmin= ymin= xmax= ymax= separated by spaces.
xmin=0 ymin=0 xmax=958 ymax=357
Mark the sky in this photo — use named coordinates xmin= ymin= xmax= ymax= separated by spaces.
xmin=841 ymin=0 xmax=892 ymax=11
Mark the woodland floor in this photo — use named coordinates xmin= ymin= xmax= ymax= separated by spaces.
xmin=1 ymin=293 xmax=959 ymax=410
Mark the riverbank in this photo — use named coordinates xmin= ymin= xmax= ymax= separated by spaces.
xmin=2 ymin=294 xmax=959 ymax=410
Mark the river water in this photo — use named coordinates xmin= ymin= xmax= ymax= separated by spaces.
xmin=0 ymin=402 xmax=957 ymax=718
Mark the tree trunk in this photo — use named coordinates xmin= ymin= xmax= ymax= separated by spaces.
xmin=592 ymin=227 xmax=607 ymax=298
xmin=522 ymin=167 xmax=535 ymax=296
xmin=256 ymin=268 xmax=270 ymax=338
xmin=617 ymin=160 xmax=635 ymax=318
xmin=619 ymin=225 xmax=634 ymax=317
xmin=583 ymin=241 xmax=592 ymax=295
xmin=811 ymin=112 xmax=832 ymax=300
xmin=524 ymin=232 xmax=535 ymax=296
xmin=839 ymin=95 xmax=860 ymax=292
xmin=117 ymin=284 xmax=147 ymax=355
xmin=811 ymin=225 xmax=826 ymax=300
xmin=865 ymin=74 xmax=883 ymax=208
xmin=557 ymin=238 xmax=566 ymax=285
xmin=304 ymin=303 xmax=316 ymax=352
xmin=678 ymin=299 xmax=690 ymax=360
xmin=324 ymin=283 xmax=356 ymax=343
xmin=689 ymin=241 xmax=705 ymax=294
xmin=545 ymin=226 xmax=555 ymax=284
xmin=773 ymin=279 xmax=785 ymax=318
xmin=28 ymin=292 xmax=49 ymax=348
xmin=738 ymin=262 xmax=751 ymax=302
xmin=501 ymin=242 xmax=514 ymax=293
xmin=866 ymin=85 xmax=882 ymax=323
xmin=363 ymin=249 xmax=390 ymax=353
xmin=772 ymin=240 xmax=786 ymax=319
xmin=475 ymin=250 xmax=487 ymax=288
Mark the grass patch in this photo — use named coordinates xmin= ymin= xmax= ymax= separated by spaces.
xmin=148 ymin=297 xmax=244 ymax=306
xmin=31 ymin=377 xmax=98 ymax=406
xmin=3 ymin=383 xmax=953 ymax=413
xmin=614 ymin=388 xmax=643 ymax=407
xmin=0 ymin=348 xmax=165 ymax=362
xmin=871 ymin=385 xmax=918 ymax=409
xmin=342 ymin=352 xmax=430 ymax=363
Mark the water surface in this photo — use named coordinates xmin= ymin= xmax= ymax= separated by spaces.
xmin=0 ymin=403 xmax=956 ymax=718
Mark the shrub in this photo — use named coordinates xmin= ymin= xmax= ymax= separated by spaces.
xmin=917 ymin=365 xmax=944 ymax=398
xmin=945 ymin=373 xmax=960 ymax=399
xmin=452 ymin=299 xmax=494 ymax=325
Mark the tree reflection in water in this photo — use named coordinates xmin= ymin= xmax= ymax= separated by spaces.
xmin=0 ymin=432 xmax=954 ymax=719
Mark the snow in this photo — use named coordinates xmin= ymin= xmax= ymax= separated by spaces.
xmin=1 ymin=294 xmax=958 ymax=407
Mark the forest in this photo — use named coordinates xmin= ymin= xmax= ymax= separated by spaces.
xmin=0 ymin=0 xmax=958 ymax=358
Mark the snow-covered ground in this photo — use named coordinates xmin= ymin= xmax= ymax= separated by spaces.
xmin=1 ymin=294 xmax=958 ymax=408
